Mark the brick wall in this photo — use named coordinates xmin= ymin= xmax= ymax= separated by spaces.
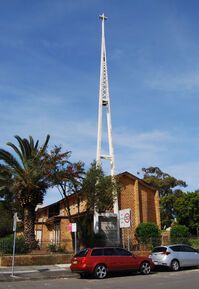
xmin=119 ymin=173 xmax=160 ymax=246
xmin=0 ymin=254 xmax=73 ymax=266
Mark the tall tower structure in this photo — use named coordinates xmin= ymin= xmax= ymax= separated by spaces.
xmin=95 ymin=14 xmax=119 ymax=231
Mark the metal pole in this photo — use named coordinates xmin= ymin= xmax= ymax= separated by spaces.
xmin=122 ymin=229 xmax=125 ymax=248
xmin=74 ymin=231 xmax=77 ymax=254
xmin=128 ymin=228 xmax=130 ymax=251
xmin=11 ymin=230 xmax=16 ymax=277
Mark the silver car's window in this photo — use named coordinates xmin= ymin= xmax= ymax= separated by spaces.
xmin=181 ymin=246 xmax=197 ymax=252
xmin=152 ymin=247 xmax=167 ymax=253
xmin=170 ymin=246 xmax=183 ymax=252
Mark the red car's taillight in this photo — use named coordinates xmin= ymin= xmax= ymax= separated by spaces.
xmin=81 ymin=257 xmax=86 ymax=263
xmin=71 ymin=257 xmax=86 ymax=265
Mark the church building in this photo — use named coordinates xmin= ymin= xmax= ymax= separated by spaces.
xmin=35 ymin=171 xmax=160 ymax=252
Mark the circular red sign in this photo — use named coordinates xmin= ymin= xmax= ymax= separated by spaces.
xmin=124 ymin=213 xmax=130 ymax=223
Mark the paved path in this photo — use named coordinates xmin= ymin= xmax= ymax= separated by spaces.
xmin=0 ymin=264 xmax=78 ymax=282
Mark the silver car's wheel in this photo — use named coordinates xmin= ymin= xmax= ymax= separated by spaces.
xmin=139 ymin=261 xmax=151 ymax=275
xmin=94 ymin=264 xmax=107 ymax=279
xmin=170 ymin=260 xmax=180 ymax=271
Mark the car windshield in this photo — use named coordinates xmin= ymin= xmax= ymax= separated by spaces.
xmin=152 ymin=247 xmax=167 ymax=253
xmin=74 ymin=249 xmax=88 ymax=257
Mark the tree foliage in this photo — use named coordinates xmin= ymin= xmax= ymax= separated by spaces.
xmin=82 ymin=162 xmax=120 ymax=213
xmin=173 ymin=191 xmax=199 ymax=234
xmin=0 ymin=235 xmax=29 ymax=254
xmin=0 ymin=201 xmax=13 ymax=237
xmin=140 ymin=167 xmax=199 ymax=234
xmin=170 ymin=225 xmax=190 ymax=244
xmin=141 ymin=167 xmax=187 ymax=197
xmin=0 ymin=135 xmax=51 ymax=249
xmin=135 ymin=222 xmax=161 ymax=247
xmin=141 ymin=167 xmax=187 ymax=229
xmin=47 ymin=145 xmax=85 ymax=221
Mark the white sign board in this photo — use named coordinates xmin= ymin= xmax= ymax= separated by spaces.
xmin=13 ymin=213 xmax=17 ymax=232
xmin=71 ymin=223 xmax=77 ymax=232
xmin=119 ymin=209 xmax=131 ymax=228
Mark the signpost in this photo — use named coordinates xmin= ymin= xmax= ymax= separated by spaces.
xmin=11 ymin=212 xmax=17 ymax=277
xmin=68 ymin=223 xmax=77 ymax=254
xmin=119 ymin=209 xmax=131 ymax=251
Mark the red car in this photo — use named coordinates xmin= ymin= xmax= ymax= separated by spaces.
xmin=70 ymin=247 xmax=154 ymax=279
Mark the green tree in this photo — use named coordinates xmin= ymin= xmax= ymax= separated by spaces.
xmin=141 ymin=167 xmax=187 ymax=228
xmin=170 ymin=225 xmax=190 ymax=244
xmin=82 ymin=162 xmax=120 ymax=214
xmin=141 ymin=167 xmax=187 ymax=197
xmin=0 ymin=201 xmax=13 ymax=237
xmin=46 ymin=146 xmax=86 ymax=250
xmin=0 ymin=135 xmax=51 ymax=249
xmin=47 ymin=145 xmax=85 ymax=221
xmin=80 ymin=162 xmax=120 ymax=246
xmin=174 ymin=191 xmax=199 ymax=235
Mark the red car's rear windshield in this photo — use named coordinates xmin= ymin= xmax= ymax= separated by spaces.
xmin=74 ymin=249 xmax=88 ymax=257
xmin=152 ymin=247 xmax=167 ymax=253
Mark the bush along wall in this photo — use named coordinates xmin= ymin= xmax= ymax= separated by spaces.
xmin=0 ymin=235 xmax=29 ymax=255
xmin=170 ymin=225 xmax=190 ymax=244
xmin=135 ymin=222 xmax=161 ymax=248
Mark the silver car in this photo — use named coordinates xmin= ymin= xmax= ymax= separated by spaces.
xmin=149 ymin=244 xmax=199 ymax=271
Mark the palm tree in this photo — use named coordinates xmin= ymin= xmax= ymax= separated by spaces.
xmin=0 ymin=135 xmax=50 ymax=249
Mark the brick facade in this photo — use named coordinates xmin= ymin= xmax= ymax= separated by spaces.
xmin=118 ymin=172 xmax=161 ymax=247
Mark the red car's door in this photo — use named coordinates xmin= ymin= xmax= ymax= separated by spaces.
xmin=115 ymin=248 xmax=138 ymax=270
xmin=88 ymin=248 xmax=107 ymax=271
xmin=103 ymin=248 xmax=119 ymax=271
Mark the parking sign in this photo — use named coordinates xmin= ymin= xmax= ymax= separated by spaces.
xmin=119 ymin=209 xmax=131 ymax=228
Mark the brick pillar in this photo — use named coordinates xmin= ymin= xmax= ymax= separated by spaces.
xmin=155 ymin=190 xmax=161 ymax=229
xmin=134 ymin=180 xmax=141 ymax=227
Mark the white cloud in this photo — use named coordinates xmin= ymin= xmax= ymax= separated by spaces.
xmin=114 ymin=129 xmax=173 ymax=151
xmin=145 ymin=69 xmax=199 ymax=93
xmin=166 ymin=162 xmax=199 ymax=191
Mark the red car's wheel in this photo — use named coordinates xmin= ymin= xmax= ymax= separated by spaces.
xmin=94 ymin=264 xmax=107 ymax=279
xmin=139 ymin=261 xmax=151 ymax=275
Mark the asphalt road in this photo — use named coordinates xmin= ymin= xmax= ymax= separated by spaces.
xmin=0 ymin=268 xmax=199 ymax=289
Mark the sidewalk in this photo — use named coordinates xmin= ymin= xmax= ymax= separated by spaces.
xmin=0 ymin=264 xmax=79 ymax=282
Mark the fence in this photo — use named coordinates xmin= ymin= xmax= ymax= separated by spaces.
xmin=120 ymin=236 xmax=199 ymax=252
xmin=0 ymin=236 xmax=198 ymax=256
xmin=0 ymin=239 xmax=72 ymax=256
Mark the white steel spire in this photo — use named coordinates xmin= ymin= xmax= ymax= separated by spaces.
xmin=96 ymin=13 xmax=119 ymax=216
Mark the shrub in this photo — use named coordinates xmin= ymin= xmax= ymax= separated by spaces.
xmin=0 ymin=203 xmax=13 ymax=238
xmin=47 ymin=243 xmax=57 ymax=252
xmin=135 ymin=222 xmax=161 ymax=247
xmin=190 ymin=238 xmax=199 ymax=249
xmin=56 ymin=246 xmax=66 ymax=253
xmin=170 ymin=225 xmax=190 ymax=244
xmin=47 ymin=243 xmax=66 ymax=253
xmin=0 ymin=235 xmax=29 ymax=255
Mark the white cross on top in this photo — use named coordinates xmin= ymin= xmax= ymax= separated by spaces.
xmin=99 ymin=13 xmax=108 ymax=21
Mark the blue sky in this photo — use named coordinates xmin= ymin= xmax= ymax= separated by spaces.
xmin=1 ymin=0 xmax=199 ymax=205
